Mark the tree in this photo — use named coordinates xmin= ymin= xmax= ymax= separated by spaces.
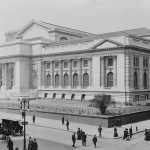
xmin=90 ymin=95 xmax=111 ymax=115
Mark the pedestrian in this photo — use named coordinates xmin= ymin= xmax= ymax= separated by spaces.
xmin=129 ymin=126 xmax=132 ymax=139
xmin=81 ymin=132 xmax=87 ymax=146
xmin=114 ymin=126 xmax=118 ymax=137
xmin=32 ymin=139 xmax=38 ymax=150
xmin=92 ymin=135 xmax=97 ymax=148
xmin=123 ymin=128 xmax=127 ymax=140
xmin=98 ymin=125 xmax=102 ymax=137
xmin=136 ymin=126 xmax=138 ymax=132
xmin=77 ymin=128 xmax=81 ymax=140
xmin=80 ymin=129 xmax=84 ymax=138
xmin=29 ymin=136 xmax=32 ymax=142
xmin=28 ymin=140 xmax=33 ymax=150
xmin=7 ymin=138 xmax=14 ymax=150
xmin=144 ymin=129 xmax=149 ymax=141
xmin=33 ymin=113 xmax=35 ymax=123
xmin=72 ymin=132 xmax=76 ymax=147
xmin=62 ymin=116 xmax=64 ymax=125
xmin=66 ymin=119 xmax=69 ymax=130
xmin=22 ymin=111 xmax=25 ymax=118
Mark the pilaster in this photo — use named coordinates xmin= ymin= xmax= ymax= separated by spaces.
xmin=69 ymin=59 xmax=72 ymax=86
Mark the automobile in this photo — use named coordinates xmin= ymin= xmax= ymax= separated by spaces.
xmin=1 ymin=119 xmax=23 ymax=136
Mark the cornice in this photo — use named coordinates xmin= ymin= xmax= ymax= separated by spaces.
xmin=1 ymin=45 xmax=150 ymax=60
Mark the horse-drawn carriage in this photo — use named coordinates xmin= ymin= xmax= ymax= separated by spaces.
xmin=0 ymin=119 xmax=23 ymax=139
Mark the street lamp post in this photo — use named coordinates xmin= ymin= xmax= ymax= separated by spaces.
xmin=20 ymin=97 xmax=30 ymax=150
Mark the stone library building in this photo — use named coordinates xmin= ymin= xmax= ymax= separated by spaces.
xmin=0 ymin=20 xmax=150 ymax=105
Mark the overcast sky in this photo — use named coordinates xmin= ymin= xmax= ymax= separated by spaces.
xmin=0 ymin=0 xmax=150 ymax=42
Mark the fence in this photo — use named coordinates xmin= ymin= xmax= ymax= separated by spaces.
xmin=0 ymin=101 xmax=150 ymax=116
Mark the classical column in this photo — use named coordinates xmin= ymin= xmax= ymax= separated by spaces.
xmin=59 ymin=60 xmax=63 ymax=87
xmin=114 ymin=55 xmax=117 ymax=86
xmin=139 ymin=56 xmax=143 ymax=89
xmin=12 ymin=62 xmax=15 ymax=87
xmin=2 ymin=64 xmax=5 ymax=87
xmin=131 ymin=55 xmax=134 ymax=88
xmin=78 ymin=58 xmax=82 ymax=87
xmin=101 ymin=57 xmax=105 ymax=87
xmin=51 ymin=61 xmax=54 ymax=86
xmin=69 ymin=59 xmax=72 ymax=86
xmin=89 ymin=58 xmax=92 ymax=86
xmin=42 ymin=62 xmax=46 ymax=87
xmin=5 ymin=63 xmax=8 ymax=88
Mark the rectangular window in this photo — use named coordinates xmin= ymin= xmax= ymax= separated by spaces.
xmin=73 ymin=60 xmax=77 ymax=68
xmin=64 ymin=61 xmax=68 ymax=68
xmin=135 ymin=95 xmax=139 ymax=101
xmin=46 ymin=62 xmax=50 ymax=69
xmin=55 ymin=61 xmax=59 ymax=69
xmin=108 ymin=57 xmax=113 ymax=66
xmin=134 ymin=57 xmax=139 ymax=67
xmin=143 ymin=58 xmax=148 ymax=68
xmin=83 ymin=60 xmax=88 ymax=67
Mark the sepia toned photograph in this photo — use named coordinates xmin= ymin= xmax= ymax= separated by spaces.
xmin=0 ymin=0 xmax=150 ymax=149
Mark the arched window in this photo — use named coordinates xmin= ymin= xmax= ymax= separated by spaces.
xmin=73 ymin=73 xmax=78 ymax=86
xmin=64 ymin=74 xmax=69 ymax=86
xmin=46 ymin=74 xmax=51 ymax=86
xmin=143 ymin=72 xmax=147 ymax=88
xmin=107 ymin=72 xmax=113 ymax=87
xmin=55 ymin=74 xmax=59 ymax=87
xmin=60 ymin=37 xmax=68 ymax=41
xmin=134 ymin=72 xmax=138 ymax=88
xmin=83 ymin=73 xmax=89 ymax=87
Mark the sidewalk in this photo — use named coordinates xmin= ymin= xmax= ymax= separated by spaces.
xmin=0 ymin=111 xmax=148 ymax=139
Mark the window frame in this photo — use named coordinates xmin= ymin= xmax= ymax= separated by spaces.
xmin=107 ymin=72 xmax=113 ymax=87
xmin=83 ymin=59 xmax=88 ymax=68
xmin=55 ymin=61 xmax=59 ymax=69
xmin=107 ymin=57 xmax=113 ymax=66
xmin=83 ymin=73 xmax=89 ymax=87
xmin=64 ymin=61 xmax=68 ymax=69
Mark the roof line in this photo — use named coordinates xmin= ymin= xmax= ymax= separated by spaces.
xmin=40 ymin=21 xmax=95 ymax=35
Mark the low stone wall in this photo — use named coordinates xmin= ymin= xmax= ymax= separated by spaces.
xmin=108 ymin=110 xmax=150 ymax=127
xmin=0 ymin=102 xmax=150 ymax=128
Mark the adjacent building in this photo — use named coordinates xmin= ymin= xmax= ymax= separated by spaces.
xmin=1 ymin=20 xmax=150 ymax=105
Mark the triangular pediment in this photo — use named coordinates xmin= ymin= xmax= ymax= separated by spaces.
xmin=16 ymin=20 xmax=54 ymax=38
xmin=90 ymin=39 xmax=125 ymax=49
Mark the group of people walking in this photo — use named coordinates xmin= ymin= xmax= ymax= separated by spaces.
xmin=72 ymin=128 xmax=98 ymax=148
xmin=62 ymin=116 xmax=98 ymax=148
xmin=28 ymin=137 xmax=38 ymax=150
xmin=122 ymin=126 xmax=133 ymax=140
xmin=62 ymin=116 xmax=69 ymax=130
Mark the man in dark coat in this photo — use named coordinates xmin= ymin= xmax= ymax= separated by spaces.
xmin=77 ymin=128 xmax=81 ymax=140
xmin=82 ymin=132 xmax=87 ymax=146
xmin=7 ymin=138 xmax=13 ymax=150
xmin=62 ymin=116 xmax=65 ymax=125
xmin=72 ymin=132 xmax=76 ymax=147
xmin=98 ymin=125 xmax=102 ymax=137
xmin=92 ymin=135 xmax=97 ymax=148
xmin=66 ymin=120 xmax=69 ymax=130
xmin=129 ymin=126 xmax=132 ymax=139
xmin=32 ymin=139 xmax=38 ymax=150
xmin=33 ymin=114 xmax=35 ymax=123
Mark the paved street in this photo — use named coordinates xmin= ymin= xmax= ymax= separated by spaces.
xmin=0 ymin=111 xmax=150 ymax=149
